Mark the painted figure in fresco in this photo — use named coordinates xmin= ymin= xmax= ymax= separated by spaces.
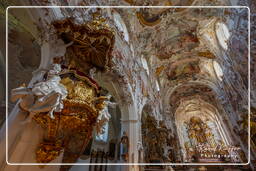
xmin=120 ymin=131 xmax=129 ymax=161
xmin=11 ymin=63 xmax=67 ymax=121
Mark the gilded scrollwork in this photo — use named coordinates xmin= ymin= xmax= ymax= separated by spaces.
xmin=32 ymin=69 xmax=105 ymax=164
xmin=185 ymin=116 xmax=211 ymax=145
xmin=142 ymin=115 xmax=176 ymax=163
xmin=52 ymin=13 xmax=115 ymax=73
xmin=34 ymin=14 xmax=116 ymax=166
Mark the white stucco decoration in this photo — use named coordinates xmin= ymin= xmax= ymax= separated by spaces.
xmin=113 ymin=12 xmax=129 ymax=42
xmin=95 ymin=95 xmax=116 ymax=136
xmin=213 ymin=60 xmax=223 ymax=81
xmin=155 ymin=80 xmax=160 ymax=91
xmin=11 ymin=64 xmax=67 ymax=120
xmin=215 ymin=22 xmax=230 ymax=50
xmin=141 ymin=57 xmax=150 ymax=75
xmin=95 ymin=122 xmax=109 ymax=142
xmin=52 ymin=8 xmax=64 ymax=19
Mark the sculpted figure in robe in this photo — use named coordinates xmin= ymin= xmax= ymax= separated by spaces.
xmin=11 ymin=63 xmax=67 ymax=121
xmin=10 ymin=37 xmax=73 ymax=121
xmin=95 ymin=94 xmax=116 ymax=135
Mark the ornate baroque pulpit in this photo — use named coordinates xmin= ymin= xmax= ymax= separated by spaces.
xmin=12 ymin=13 xmax=115 ymax=170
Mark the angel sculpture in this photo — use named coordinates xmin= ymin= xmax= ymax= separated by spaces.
xmin=95 ymin=95 xmax=116 ymax=136
xmin=11 ymin=63 xmax=67 ymax=121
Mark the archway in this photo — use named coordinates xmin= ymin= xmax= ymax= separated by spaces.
xmin=175 ymin=98 xmax=238 ymax=163
xmin=71 ymin=95 xmax=122 ymax=171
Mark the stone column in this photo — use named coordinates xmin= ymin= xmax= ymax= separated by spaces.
xmin=120 ymin=103 xmax=140 ymax=171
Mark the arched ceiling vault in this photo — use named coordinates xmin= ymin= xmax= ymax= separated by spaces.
xmin=168 ymin=83 xmax=221 ymax=115
xmin=116 ymin=5 xmax=248 ymax=122
xmin=5 ymin=0 xmax=248 ymax=117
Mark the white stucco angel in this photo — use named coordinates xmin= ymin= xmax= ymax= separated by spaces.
xmin=95 ymin=95 xmax=116 ymax=135
xmin=11 ymin=63 xmax=67 ymax=121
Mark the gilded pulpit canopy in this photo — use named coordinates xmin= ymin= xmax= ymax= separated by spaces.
xmin=52 ymin=13 xmax=115 ymax=73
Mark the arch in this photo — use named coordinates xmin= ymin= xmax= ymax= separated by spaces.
xmin=79 ymin=96 xmax=122 ymax=164
xmin=162 ymin=81 xmax=221 ymax=115
xmin=94 ymin=72 xmax=135 ymax=121
xmin=174 ymin=98 xmax=233 ymax=162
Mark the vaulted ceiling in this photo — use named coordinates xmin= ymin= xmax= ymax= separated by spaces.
xmin=0 ymin=0 xmax=255 ymax=161
xmin=1 ymin=0 xmax=253 ymax=119
xmin=113 ymin=5 xmax=249 ymax=121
